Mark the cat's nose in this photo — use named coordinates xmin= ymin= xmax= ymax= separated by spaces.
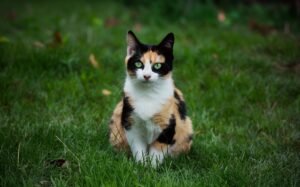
xmin=143 ymin=75 xmax=151 ymax=80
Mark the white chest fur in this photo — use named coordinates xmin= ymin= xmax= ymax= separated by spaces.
xmin=124 ymin=76 xmax=174 ymax=144
xmin=124 ymin=76 xmax=174 ymax=120
xmin=131 ymin=116 xmax=162 ymax=144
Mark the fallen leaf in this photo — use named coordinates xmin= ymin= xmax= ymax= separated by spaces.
xmin=249 ymin=20 xmax=276 ymax=36
xmin=54 ymin=31 xmax=63 ymax=45
xmin=89 ymin=53 xmax=99 ymax=68
xmin=217 ymin=10 xmax=226 ymax=23
xmin=102 ymin=89 xmax=111 ymax=96
xmin=212 ymin=53 xmax=219 ymax=60
xmin=47 ymin=31 xmax=63 ymax=48
xmin=104 ymin=17 xmax=119 ymax=28
xmin=133 ymin=23 xmax=142 ymax=32
xmin=33 ymin=41 xmax=45 ymax=48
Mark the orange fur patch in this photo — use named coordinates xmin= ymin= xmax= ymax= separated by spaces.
xmin=171 ymin=116 xmax=193 ymax=156
xmin=109 ymin=101 xmax=130 ymax=152
xmin=152 ymin=98 xmax=175 ymax=129
xmin=150 ymin=141 xmax=169 ymax=151
xmin=141 ymin=50 xmax=165 ymax=64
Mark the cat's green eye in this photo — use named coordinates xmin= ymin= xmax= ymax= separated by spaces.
xmin=135 ymin=62 xmax=143 ymax=68
xmin=153 ymin=63 xmax=162 ymax=70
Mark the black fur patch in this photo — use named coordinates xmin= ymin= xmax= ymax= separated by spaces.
xmin=151 ymin=62 xmax=172 ymax=76
xmin=121 ymin=97 xmax=134 ymax=130
xmin=127 ymin=57 xmax=145 ymax=73
xmin=127 ymin=44 xmax=148 ymax=74
xmin=151 ymin=45 xmax=173 ymax=76
xmin=157 ymin=115 xmax=176 ymax=145
xmin=174 ymin=91 xmax=187 ymax=120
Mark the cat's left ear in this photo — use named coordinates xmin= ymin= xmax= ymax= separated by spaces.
xmin=159 ymin=33 xmax=175 ymax=50
xmin=127 ymin=30 xmax=140 ymax=56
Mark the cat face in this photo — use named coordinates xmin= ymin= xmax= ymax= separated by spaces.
xmin=125 ymin=31 xmax=174 ymax=83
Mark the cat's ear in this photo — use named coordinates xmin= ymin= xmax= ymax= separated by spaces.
xmin=159 ymin=33 xmax=174 ymax=50
xmin=127 ymin=30 xmax=140 ymax=56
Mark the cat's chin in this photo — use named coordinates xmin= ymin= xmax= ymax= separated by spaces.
xmin=141 ymin=80 xmax=152 ymax=84
xmin=136 ymin=79 xmax=156 ymax=87
xmin=139 ymin=81 xmax=154 ymax=86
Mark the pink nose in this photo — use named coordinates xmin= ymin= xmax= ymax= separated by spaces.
xmin=143 ymin=75 xmax=151 ymax=80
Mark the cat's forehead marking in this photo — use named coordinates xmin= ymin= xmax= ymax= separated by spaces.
xmin=141 ymin=50 xmax=165 ymax=64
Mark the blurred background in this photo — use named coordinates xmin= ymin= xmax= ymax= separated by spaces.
xmin=1 ymin=0 xmax=299 ymax=46
xmin=1 ymin=0 xmax=299 ymax=186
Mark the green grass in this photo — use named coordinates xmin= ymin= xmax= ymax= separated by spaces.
xmin=1 ymin=1 xmax=300 ymax=186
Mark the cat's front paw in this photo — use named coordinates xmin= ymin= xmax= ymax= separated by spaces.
xmin=149 ymin=148 xmax=165 ymax=168
xmin=132 ymin=150 xmax=147 ymax=164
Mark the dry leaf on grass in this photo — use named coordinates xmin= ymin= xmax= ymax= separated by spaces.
xmin=133 ymin=23 xmax=142 ymax=32
xmin=104 ymin=17 xmax=119 ymax=28
xmin=54 ymin=31 xmax=63 ymax=44
xmin=33 ymin=41 xmax=45 ymax=48
xmin=89 ymin=53 xmax=99 ymax=68
xmin=249 ymin=20 xmax=276 ymax=36
xmin=102 ymin=89 xmax=111 ymax=96
xmin=217 ymin=10 xmax=226 ymax=23
xmin=212 ymin=53 xmax=219 ymax=60
xmin=48 ymin=31 xmax=63 ymax=47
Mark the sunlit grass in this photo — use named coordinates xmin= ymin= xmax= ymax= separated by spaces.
xmin=0 ymin=1 xmax=299 ymax=186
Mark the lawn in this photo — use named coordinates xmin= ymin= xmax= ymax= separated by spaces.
xmin=0 ymin=1 xmax=299 ymax=186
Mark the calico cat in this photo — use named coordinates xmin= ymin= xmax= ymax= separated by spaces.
xmin=109 ymin=31 xmax=193 ymax=167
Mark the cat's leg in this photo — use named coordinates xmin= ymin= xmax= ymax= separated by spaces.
xmin=125 ymin=127 xmax=148 ymax=163
xmin=149 ymin=141 xmax=169 ymax=168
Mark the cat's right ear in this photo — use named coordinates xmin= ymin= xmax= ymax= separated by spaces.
xmin=127 ymin=30 xmax=139 ymax=56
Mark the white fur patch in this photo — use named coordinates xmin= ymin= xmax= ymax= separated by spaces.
xmin=149 ymin=146 xmax=168 ymax=168
xmin=124 ymin=75 xmax=174 ymax=120
xmin=125 ymin=126 xmax=148 ymax=162
xmin=125 ymin=117 xmax=162 ymax=163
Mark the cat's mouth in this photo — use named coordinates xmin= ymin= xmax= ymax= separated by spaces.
xmin=142 ymin=80 xmax=152 ymax=83
xmin=140 ymin=78 xmax=154 ymax=85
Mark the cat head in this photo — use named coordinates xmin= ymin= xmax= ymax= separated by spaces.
xmin=125 ymin=30 xmax=174 ymax=83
